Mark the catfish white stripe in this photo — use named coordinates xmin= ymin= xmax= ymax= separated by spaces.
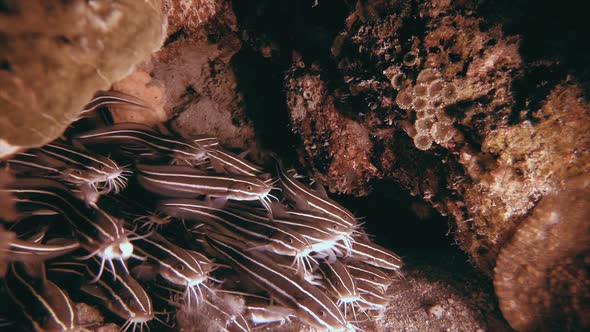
xmin=233 ymin=209 xmax=346 ymax=258
xmin=7 ymin=153 xmax=93 ymax=185
xmin=205 ymin=147 xmax=264 ymax=176
xmin=81 ymin=90 xmax=152 ymax=114
xmin=345 ymin=261 xmax=392 ymax=291
xmin=37 ymin=143 xmax=130 ymax=193
xmin=50 ymin=284 xmax=78 ymax=330
xmin=319 ymin=259 xmax=358 ymax=300
xmin=9 ymin=187 xmax=115 ymax=241
xmin=340 ymin=238 xmax=403 ymax=270
xmin=159 ymin=199 xmax=308 ymax=256
xmin=137 ymin=164 xmax=272 ymax=203
xmin=74 ymin=123 xmax=217 ymax=160
xmin=139 ymin=166 xmax=266 ymax=185
xmin=4 ymin=263 xmax=79 ymax=331
xmin=41 ymin=143 xmax=114 ymax=173
xmin=84 ymin=259 xmax=153 ymax=326
xmin=205 ymin=232 xmax=349 ymax=331
xmin=8 ymin=152 xmax=64 ymax=173
xmin=356 ymin=279 xmax=390 ymax=309
xmin=134 ymin=233 xmax=214 ymax=304
xmin=8 ymin=266 xmax=67 ymax=330
xmin=9 ymin=237 xmax=80 ymax=255
xmin=137 ymin=233 xmax=209 ymax=276
xmin=5 ymin=179 xmax=137 ymax=281
xmin=273 ymin=157 xmax=356 ymax=227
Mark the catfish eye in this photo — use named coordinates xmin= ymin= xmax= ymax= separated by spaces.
xmin=287 ymin=237 xmax=294 ymax=244
xmin=246 ymin=185 xmax=253 ymax=191
xmin=319 ymin=310 xmax=326 ymax=317
xmin=332 ymin=224 xmax=337 ymax=229
xmin=177 ymin=264 xmax=185 ymax=271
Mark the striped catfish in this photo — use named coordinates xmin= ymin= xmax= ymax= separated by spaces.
xmin=204 ymin=230 xmax=353 ymax=332
xmin=273 ymin=156 xmax=357 ymax=228
xmin=74 ymin=122 xmax=218 ymax=164
xmin=245 ymin=300 xmax=294 ymax=326
xmin=6 ymin=236 xmax=79 ymax=263
xmin=6 ymin=152 xmax=106 ymax=207
xmin=271 ymin=204 xmax=356 ymax=256
xmin=203 ymin=294 xmax=252 ymax=332
xmin=158 ymin=199 xmax=309 ymax=258
xmin=318 ymin=259 xmax=362 ymax=321
xmin=229 ymin=208 xmax=347 ymax=264
xmin=79 ymin=90 xmax=152 ymax=116
xmin=4 ymin=263 xmax=85 ymax=332
xmin=283 ymin=208 xmax=356 ymax=239
xmin=338 ymin=236 xmax=403 ymax=271
xmin=6 ymin=152 xmax=68 ymax=176
xmin=36 ymin=142 xmax=131 ymax=194
xmin=80 ymin=259 xmax=155 ymax=332
xmin=344 ymin=260 xmax=393 ymax=292
xmin=204 ymin=146 xmax=265 ymax=177
xmin=355 ymin=279 xmax=390 ymax=311
xmin=136 ymin=163 xmax=272 ymax=200
xmin=134 ymin=232 xmax=216 ymax=307
xmin=138 ymin=164 xmax=274 ymax=212
xmin=4 ymin=178 xmax=140 ymax=281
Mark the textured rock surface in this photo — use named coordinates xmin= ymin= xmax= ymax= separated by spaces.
xmin=2 ymin=0 xmax=587 ymax=330
xmin=379 ymin=253 xmax=512 ymax=332
xmin=236 ymin=1 xmax=589 ymax=329
xmin=494 ymin=174 xmax=590 ymax=331
xmin=111 ymin=0 xmax=258 ymax=155
xmin=278 ymin=1 xmax=590 ymax=279
xmin=0 ymin=0 xmax=167 ymax=156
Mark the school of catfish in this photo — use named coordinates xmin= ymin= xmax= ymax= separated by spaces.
xmin=0 ymin=91 xmax=403 ymax=332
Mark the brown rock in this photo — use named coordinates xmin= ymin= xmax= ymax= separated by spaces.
xmin=494 ymin=174 xmax=590 ymax=331
xmin=285 ymin=70 xmax=379 ymax=195
xmin=282 ymin=1 xmax=590 ymax=280
xmin=111 ymin=0 xmax=257 ymax=154
xmin=0 ymin=0 xmax=167 ymax=156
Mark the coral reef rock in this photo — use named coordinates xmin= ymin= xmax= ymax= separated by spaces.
xmin=282 ymin=1 xmax=590 ymax=279
xmin=381 ymin=255 xmax=512 ymax=332
xmin=494 ymin=173 xmax=590 ymax=331
xmin=111 ymin=0 xmax=258 ymax=155
xmin=0 ymin=0 xmax=167 ymax=156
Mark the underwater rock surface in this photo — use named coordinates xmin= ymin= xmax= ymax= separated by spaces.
xmin=282 ymin=1 xmax=590 ymax=280
xmin=111 ymin=0 xmax=258 ymax=156
xmin=1 ymin=0 xmax=588 ymax=331
xmin=0 ymin=0 xmax=167 ymax=155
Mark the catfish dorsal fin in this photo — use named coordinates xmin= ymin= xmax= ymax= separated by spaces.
xmin=207 ymin=196 xmax=228 ymax=209
xmin=131 ymin=263 xmax=159 ymax=281
xmin=270 ymin=202 xmax=289 ymax=218
xmin=22 ymin=260 xmax=47 ymax=282
xmin=313 ymin=182 xmax=329 ymax=198
xmin=80 ymin=284 xmax=110 ymax=302
xmin=259 ymin=173 xmax=273 ymax=182
xmin=209 ymin=154 xmax=226 ymax=173
xmin=238 ymin=149 xmax=250 ymax=159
